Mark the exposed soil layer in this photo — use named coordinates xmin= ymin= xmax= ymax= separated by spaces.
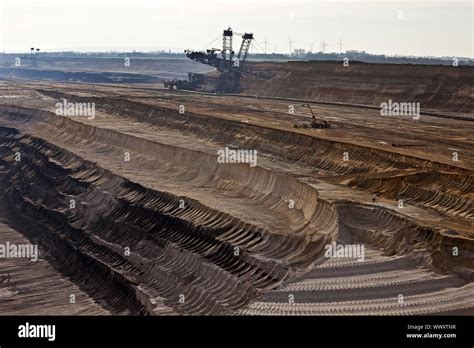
xmin=243 ymin=61 xmax=474 ymax=114
xmin=0 ymin=68 xmax=161 ymax=84
xmin=0 ymin=57 xmax=214 ymax=81
xmin=0 ymin=213 xmax=109 ymax=315
xmin=0 ymin=61 xmax=473 ymax=315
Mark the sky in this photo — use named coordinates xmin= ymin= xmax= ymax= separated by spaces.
xmin=0 ymin=0 xmax=472 ymax=57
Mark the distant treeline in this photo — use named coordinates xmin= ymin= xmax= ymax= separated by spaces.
xmin=1 ymin=51 xmax=472 ymax=66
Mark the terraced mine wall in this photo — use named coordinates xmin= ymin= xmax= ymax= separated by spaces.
xmin=1 ymin=58 xmax=473 ymax=315
xmin=36 ymin=91 xmax=474 ymax=224
xmin=0 ymin=105 xmax=344 ymax=314
xmin=336 ymin=203 xmax=474 ymax=279
xmin=0 ymin=56 xmax=213 ymax=74
xmin=1 ymin=102 xmax=472 ymax=284
xmin=242 ymin=61 xmax=474 ymax=113
xmin=0 ymin=126 xmax=330 ymax=314
xmin=0 ymin=68 xmax=161 ymax=84
xmin=0 ymin=57 xmax=215 ymax=81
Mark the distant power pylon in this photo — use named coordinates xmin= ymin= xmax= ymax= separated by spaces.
xmin=307 ymin=42 xmax=315 ymax=53
xmin=288 ymin=36 xmax=296 ymax=55
xmin=263 ymin=37 xmax=270 ymax=54
xmin=337 ymin=38 xmax=343 ymax=54
xmin=321 ymin=40 xmax=328 ymax=53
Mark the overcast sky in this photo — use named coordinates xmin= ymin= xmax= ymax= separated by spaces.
xmin=0 ymin=0 xmax=472 ymax=57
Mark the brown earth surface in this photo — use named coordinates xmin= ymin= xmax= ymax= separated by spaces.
xmin=0 ymin=59 xmax=472 ymax=315
xmin=243 ymin=61 xmax=474 ymax=114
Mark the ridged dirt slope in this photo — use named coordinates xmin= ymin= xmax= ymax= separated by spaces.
xmin=240 ymin=203 xmax=474 ymax=315
xmin=0 ymin=83 xmax=472 ymax=315
xmin=0 ymin=114 xmax=336 ymax=314
xmin=25 ymin=91 xmax=473 ymax=228
xmin=242 ymin=61 xmax=474 ymax=113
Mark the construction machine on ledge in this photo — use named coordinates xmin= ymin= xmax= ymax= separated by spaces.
xmin=293 ymin=104 xmax=331 ymax=129
xmin=164 ymin=27 xmax=253 ymax=93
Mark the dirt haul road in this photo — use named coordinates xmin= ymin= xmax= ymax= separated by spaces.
xmin=0 ymin=63 xmax=473 ymax=315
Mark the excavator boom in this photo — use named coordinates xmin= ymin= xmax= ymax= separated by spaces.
xmin=165 ymin=27 xmax=253 ymax=93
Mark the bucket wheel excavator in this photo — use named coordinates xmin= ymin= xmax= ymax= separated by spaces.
xmin=164 ymin=27 xmax=253 ymax=93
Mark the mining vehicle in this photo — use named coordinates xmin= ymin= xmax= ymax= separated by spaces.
xmin=164 ymin=27 xmax=253 ymax=93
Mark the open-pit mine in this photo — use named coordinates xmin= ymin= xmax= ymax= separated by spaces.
xmin=0 ymin=56 xmax=473 ymax=316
